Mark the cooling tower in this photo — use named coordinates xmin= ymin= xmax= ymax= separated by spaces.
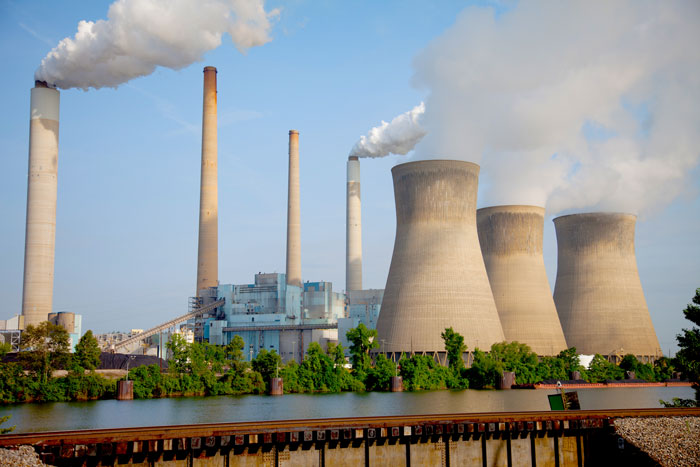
xmin=553 ymin=213 xmax=661 ymax=357
xmin=21 ymin=81 xmax=60 ymax=327
xmin=195 ymin=66 xmax=218 ymax=296
xmin=477 ymin=205 xmax=567 ymax=355
xmin=376 ymin=160 xmax=505 ymax=354
xmin=286 ymin=130 xmax=302 ymax=288
xmin=346 ymin=156 xmax=362 ymax=292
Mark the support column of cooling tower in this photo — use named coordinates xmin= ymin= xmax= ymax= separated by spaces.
xmin=553 ymin=213 xmax=661 ymax=357
xmin=346 ymin=156 xmax=362 ymax=292
xmin=477 ymin=205 xmax=567 ymax=355
xmin=286 ymin=130 xmax=302 ymax=288
xmin=376 ymin=160 xmax=505 ymax=354
xmin=21 ymin=81 xmax=60 ymax=328
xmin=195 ymin=66 xmax=218 ymax=297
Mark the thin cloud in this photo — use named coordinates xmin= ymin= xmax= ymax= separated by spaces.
xmin=18 ymin=22 xmax=55 ymax=47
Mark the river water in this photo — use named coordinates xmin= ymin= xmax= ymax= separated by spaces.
xmin=4 ymin=386 xmax=694 ymax=434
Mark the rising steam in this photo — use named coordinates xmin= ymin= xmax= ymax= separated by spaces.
xmin=35 ymin=0 xmax=279 ymax=90
xmin=349 ymin=102 xmax=426 ymax=158
xmin=409 ymin=0 xmax=700 ymax=216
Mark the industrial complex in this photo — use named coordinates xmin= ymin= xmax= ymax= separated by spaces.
xmin=4 ymin=66 xmax=664 ymax=366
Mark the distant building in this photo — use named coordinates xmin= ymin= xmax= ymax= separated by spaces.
xmin=339 ymin=289 xmax=383 ymax=356
xmin=48 ymin=312 xmax=82 ymax=352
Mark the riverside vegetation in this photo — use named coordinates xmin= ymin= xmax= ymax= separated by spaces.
xmin=1 ymin=287 xmax=698 ymax=408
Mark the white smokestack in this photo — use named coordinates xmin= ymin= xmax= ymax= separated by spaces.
xmin=286 ymin=130 xmax=301 ymax=288
xmin=346 ymin=156 xmax=362 ymax=292
xmin=349 ymin=102 xmax=426 ymax=159
xmin=196 ymin=66 xmax=218 ymax=297
xmin=22 ymin=82 xmax=60 ymax=328
xmin=34 ymin=0 xmax=279 ymax=90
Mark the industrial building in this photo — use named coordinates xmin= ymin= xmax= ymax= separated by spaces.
xmin=376 ymin=160 xmax=505 ymax=359
xmin=48 ymin=311 xmax=82 ymax=351
xmin=477 ymin=205 xmax=567 ymax=356
xmin=553 ymin=213 xmax=661 ymax=360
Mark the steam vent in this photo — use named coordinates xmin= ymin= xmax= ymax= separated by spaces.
xmin=477 ymin=206 xmax=567 ymax=355
xmin=22 ymin=82 xmax=60 ymax=327
xmin=376 ymin=160 xmax=505 ymax=354
xmin=553 ymin=213 xmax=661 ymax=358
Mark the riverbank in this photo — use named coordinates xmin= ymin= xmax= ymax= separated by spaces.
xmin=515 ymin=381 xmax=693 ymax=389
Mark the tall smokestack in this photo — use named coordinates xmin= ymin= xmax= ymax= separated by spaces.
xmin=21 ymin=81 xmax=60 ymax=327
xmin=553 ymin=213 xmax=661 ymax=357
xmin=195 ymin=66 xmax=218 ymax=296
xmin=376 ymin=160 xmax=505 ymax=354
xmin=286 ymin=130 xmax=301 ymax=288
xmin=477 ymin=205 xmax=567 ymax=355
xmin=346 ymin=156 xmax=362 ymax=291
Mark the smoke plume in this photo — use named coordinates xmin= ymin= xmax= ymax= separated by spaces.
xmin=349 ymin=102 xmax=426 ymax=158
xmin=409 ymin=0 xmax=700 ymax=216
xmin=35 ymin=0 xmax=279 ymax=90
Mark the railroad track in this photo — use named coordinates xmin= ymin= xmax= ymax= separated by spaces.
xmin=2 ymin=408 xmax=698 ymax=446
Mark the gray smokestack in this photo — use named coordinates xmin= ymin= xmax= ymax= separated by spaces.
xmin=376 ymin=160 xmax=505 ymax=353
xmin=346 ymin=156 xmax=362 ymax=291
xmin=553 ymin=212 xmax=661 ymax=358
xmin=286 ymin=130 xmax=301 ymax=287
xmin=195 ymin=66 xmax=218 ymax=296
xmin=22 ymin=81 xmax=60 ymax=328
xmin=477 ymin=205 xmax=567 ymax=355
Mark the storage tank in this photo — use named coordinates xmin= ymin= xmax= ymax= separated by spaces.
xmin=477 ymin=205 xmax=567 ymax=355
xmin=553 ymin=212 xmax=661 ymax=358
xmin=376 ymin=160 xmax=505 ymax=354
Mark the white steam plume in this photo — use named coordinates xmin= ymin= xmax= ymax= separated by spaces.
xmin=411 ymin=0 xmax=700 ymax=216
xmin=349 ymin=102 xmax=426 ymax=158
xmin=35 ymin=0 xmax=279 ymax=90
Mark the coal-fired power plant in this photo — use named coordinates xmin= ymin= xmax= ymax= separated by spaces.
xmin=21 ymin=81 xmax=60 ymax=327
xmin=477 ymin=205 xmax=567 ymax=356
xmin=346 ymin=156 xmax=362 ymax=292
xmin=195 ymin=66 xmax=219 ymax=296
xmin=553 ymin=213 xmax=661 ymax=358
xmin=377 ymin=160 xmax=505 ymax=355
xmin=286 ymin=130 xmax=302 ymax=288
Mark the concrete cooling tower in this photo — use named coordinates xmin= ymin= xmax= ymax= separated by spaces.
xmin=376 ymin=160 xmax=505 ymax=355
xmin=22 ymin=81 xmax=60 ymax=327
xmin=477 ymin=206 xmax=567 ymax=356
xmin=553 ymin=213 xmax=661 ymax=358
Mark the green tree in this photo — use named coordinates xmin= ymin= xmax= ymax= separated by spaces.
xmin=73 ymin=330 xmax=101 ymax=371
xmin=346 ymin=323 xmax=378 ymax=380
xmin=298 ymin=342 xmax=337 ymax=391
xmin=441 ymin=327 xmax=466 ymax=372
xmin=252 ymin=348 xmax=282 ymax=390
xmin=675 ymin=288 xmax=700 ymax=383
xmin=586 ymin=354 xmax=624 ymax=382
xmin=365 ymin=354 xmax=396 ymax=391
xmin=20 ymin=321 xmax=71 ymax=384
xmin=673 ymin=287 xmax=700 ymax=406
xmin=489 ymin=341 xmax=540 ymax=384
xmin=166 ymin=333 xmax=190 ymax=374
xmin=465 ymin=349 xmax=501 ymax=389
xmin=0 ymin=342 xmax=11 ymax=358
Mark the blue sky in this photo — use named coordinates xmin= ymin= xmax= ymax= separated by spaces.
xmin=0 ymin=0 xmax=698 ymax=355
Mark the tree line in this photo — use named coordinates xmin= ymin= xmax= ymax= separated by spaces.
xmin=1 ymin=287 xmax=698 ymax=406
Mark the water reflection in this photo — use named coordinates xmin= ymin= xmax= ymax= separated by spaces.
xmin=5 ymin=386 xmax=694 ymax=433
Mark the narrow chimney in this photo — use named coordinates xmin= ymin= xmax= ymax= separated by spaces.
xmin=346 ymin=156 xmax=362 ymax=291
xmin=286 ymin=130 xmax=302 ymax=287
xmin=22 ymin=81 xmax=60 ymax=327
xmin=195 ymin=66 xmax=218 ymax=296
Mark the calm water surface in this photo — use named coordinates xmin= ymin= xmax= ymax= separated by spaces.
xmin=4 ymin=386 xmax=694 ymax=434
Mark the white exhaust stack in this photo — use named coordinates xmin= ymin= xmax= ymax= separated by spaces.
xmin=195 ymin=66 xmax=218 ymax=296
xmin=346 ymin=156 xmax=362 ymax=291
xmin=21 ymin=81 xmax=60 ymax=327
xmin=286 ymin=130 xmax=302 ymax=287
